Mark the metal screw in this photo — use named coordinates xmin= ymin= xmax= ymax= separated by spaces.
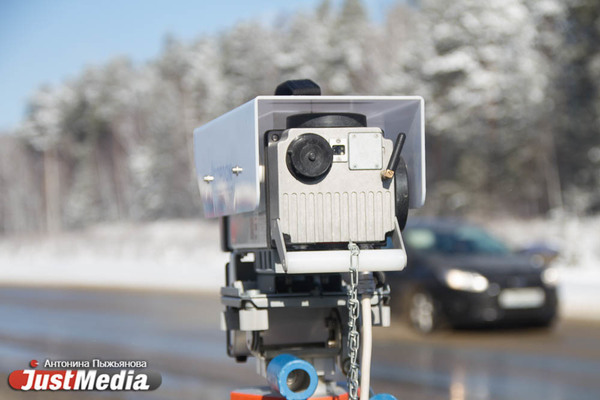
xmin=232 ymin=166 xmax=243 ymax=176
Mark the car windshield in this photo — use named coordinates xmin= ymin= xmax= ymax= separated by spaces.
xmin=404 ymin=225 xmax=510 ymax=255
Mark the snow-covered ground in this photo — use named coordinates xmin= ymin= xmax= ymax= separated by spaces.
xmin=0 ymin=220 xmax=227 ymax=292
xmin=484 ymin=215 xmax=600 ymax=321
xmin=0 ymin=216 xmax=598 ymax=320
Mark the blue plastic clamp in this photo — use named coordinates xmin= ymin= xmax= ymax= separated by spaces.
xmin=266 ymin=354 xmax=318 ymax=400
xmin=370 ymin=394 xmax=398 ymax=400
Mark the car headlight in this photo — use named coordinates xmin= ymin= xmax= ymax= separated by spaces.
xmin=443 ymin=269 xmax=489 ymax=292
xmin=541 ymin=267 xmax=559 ymax=286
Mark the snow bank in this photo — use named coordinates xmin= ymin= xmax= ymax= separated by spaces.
xmin=0 ymin=220 xmax=227 ymax=292
xmin=0 ymin=216 xmax=598 ymax=320
xmin=484 ymin=215 xmax=600 ymax=321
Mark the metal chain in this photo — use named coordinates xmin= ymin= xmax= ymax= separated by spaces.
xmin=347 ymin=242 xmax=360 ymax=400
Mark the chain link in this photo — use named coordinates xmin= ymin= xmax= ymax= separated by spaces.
xmin=347 ymin=242 xmax=360 ymax=400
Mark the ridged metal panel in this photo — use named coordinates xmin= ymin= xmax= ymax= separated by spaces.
xmin=280 ymin=191 xmax=394 ymax=243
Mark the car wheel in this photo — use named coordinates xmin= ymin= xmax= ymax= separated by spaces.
xmin=408 ymin=289 xmax=439 ymax=334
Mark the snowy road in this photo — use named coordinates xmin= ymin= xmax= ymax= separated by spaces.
xmin=1 ymin=287 xmax=599 ymax=400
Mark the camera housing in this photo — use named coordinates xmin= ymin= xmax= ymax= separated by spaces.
xmin=193 ymin=82 xmax=426 ymax=391
xmin=194 ymin=94 xmax=425 ymax=274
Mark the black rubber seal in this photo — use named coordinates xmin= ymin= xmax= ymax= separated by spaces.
xmin=394 ymin=157 xmax=410 ymax=231
xmin=275 ymin=79 xmax=321 ymax=96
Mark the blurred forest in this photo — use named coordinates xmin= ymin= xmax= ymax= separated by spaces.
xmin=1 ymin=0 xmax=599 ymax=234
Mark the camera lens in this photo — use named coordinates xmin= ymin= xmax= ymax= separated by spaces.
xmin=286 ymin=133 xmax=333 ymax=182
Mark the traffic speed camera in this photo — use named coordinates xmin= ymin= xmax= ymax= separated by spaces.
xmin=193 ymin=81 xmax=425 ymax=274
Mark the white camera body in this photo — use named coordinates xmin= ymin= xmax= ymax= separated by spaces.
xmin=193 ymin=96 xmax=425 ymax=274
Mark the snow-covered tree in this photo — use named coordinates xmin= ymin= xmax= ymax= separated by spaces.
xmin=552 ymin=0 xmax=600 ymax=213
xmin=219 ymin=22 xmax=279 ymax=106
xmin=4 ymin=0 xmax=598 ymax=234
xmin=416 ymin=0 xmax=568 ymax=216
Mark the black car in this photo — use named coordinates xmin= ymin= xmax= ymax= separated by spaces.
xmin=388 ymin=219 xmax=559 ymax=333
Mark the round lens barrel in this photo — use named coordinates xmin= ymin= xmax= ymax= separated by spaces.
xmin=286 ymin=133 xmax=333 ymax=182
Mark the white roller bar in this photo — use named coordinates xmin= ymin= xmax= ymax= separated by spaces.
xmin=283 ymin=248 xmax=406 ymax=274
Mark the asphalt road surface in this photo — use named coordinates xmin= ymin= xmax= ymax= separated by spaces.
xmin=0 ymin=286 xmax=599 ymax=400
